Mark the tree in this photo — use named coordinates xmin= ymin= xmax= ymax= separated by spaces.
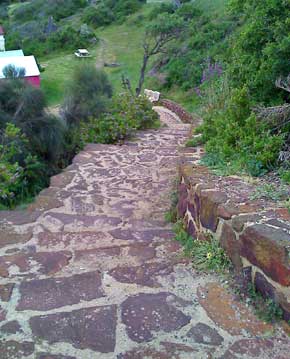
xmin=0 ymin=79 xmax=66 ymax=164
xmin=228 ymin=0 xmax=290 ymax=102
xmin=62 ymin=64 xmax=113 ymax=126
xmin=3 ymin=64 xmax=26 ymax=79
xmin=135 ymin=13 xmax=184 ymax=96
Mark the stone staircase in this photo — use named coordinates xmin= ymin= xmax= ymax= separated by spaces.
xmin=0 ymin=107 xmax=289 ymax=358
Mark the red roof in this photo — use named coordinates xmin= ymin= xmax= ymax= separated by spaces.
xmin=0 ymin=26 xmax=5 ymax=35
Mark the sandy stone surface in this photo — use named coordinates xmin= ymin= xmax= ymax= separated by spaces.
xmin=0 ymin=107 xmax=289 ymax=358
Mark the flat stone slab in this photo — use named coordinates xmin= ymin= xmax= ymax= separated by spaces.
xmin=17 ymin=271 xmax=104 ymax=311
xmin=0 ymin=251 xmax=71 ymax=278
xmin=121 ymin=292 xmax=191 ymax=343
xmin=30 ymin=305 xmax=117 ymax=353
xmin=220 ymin=338 xmax=290 ymax=359
xmin=118 ymin=342 xmax=197 ymax=359
xmin=186 ymin=322 xmax=224 ymax=346
xmin=0 ymin=341 xmax=34 ymax=359
xmin=197 ymin=283 xmax=272 ymax=336
xmin=37 ymin=355 xmax=76 ymax=359
xmin=0 ymin=320 xmax=22 ymax=334
xmin=110 ymin=262 xmax=175 ymax=287
xmin=0 ymin=283 xmax=14 ymax=302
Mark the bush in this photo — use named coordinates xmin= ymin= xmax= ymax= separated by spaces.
xmin=12 ymin=0 xmax=87 ymax=23
xmin=163 ymin=7 xmax=236 ymax=91
xmin=0 ymin=80 xmax=67 ymax=208
xmin=82 ymin=5 xmax=115 ymax=27
xmin=0 ymin=80 xmax=65 ymax=166
xmin=115 ymin=93 xmax=160 ymax=130
xmin=0 ymin=124 xmax=46 ymax=208
xmin=82 ymin=0 xmax=144 ymax=28
xmin=199 ymin=86 xmax=284 ymax=176
xmin=80 ymin=93 xmax=160 ymax=145
xmin=47 ymin=24 xmax=96 ymax=52
xmin=80 ymin=113 xmax=133 ymax=145
xmin=228 ymin=0 xmax=290 ymax=103
xmin=63 ymin=65 xmax=113 ymax=126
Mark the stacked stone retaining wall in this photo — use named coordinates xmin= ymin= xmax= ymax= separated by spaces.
xmin=160 ymin=99 xmax=194 ymax=123
xmin=175 ymin=127 xmax=290 ymax=321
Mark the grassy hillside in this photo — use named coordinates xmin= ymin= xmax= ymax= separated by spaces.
xmin=194 ymin=0 xmax=226 ymax=15
xmin=5 ymin=0 xmax=228 ymax=107
xmin=35 ymin=0 xmax=228 ymax=107
xmin=40 ymin=6 xmax=152 ymax=106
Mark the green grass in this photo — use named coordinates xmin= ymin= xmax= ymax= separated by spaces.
xmin=39 ymin=1 xmax=227 ymax=108
xmin=8 ymin=1 xmax=31 ymax=16
xmin=194 ymin=0 xmax=227 ymax=16
xmin=40 ymin=53 xmax=86 ymax=106
xmin=40 ymin=7 xmax=153 ymax=107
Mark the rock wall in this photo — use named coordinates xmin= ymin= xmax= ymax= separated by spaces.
xmin=160 ymin=99 xmax=193 ymax=123
xmin=177 ymin=158 xmax=290 ymax=321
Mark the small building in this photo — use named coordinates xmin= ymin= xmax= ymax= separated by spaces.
xmin=0 ymin=55 xmax=40 ymax=87
xmin=0 ymin=26 xmax=5 ymax=52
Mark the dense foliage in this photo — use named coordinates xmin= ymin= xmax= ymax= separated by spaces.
xmin=228 ymin=0 xmax=290 ymax=103
xmin=2 ymin=0 xmax=146 ymax=56
xmin=82 ymin=0 xmax=146 ymax=28
xmin=80 ymin=93 xmax=159 ymax=145
xmin=149 ymin=0 xmax=289 ymax=177
xmin=0 ymin=80 xmax=66 ymax=207
xmin=63 ymin=64 xmax=113 ymax=126
xmin=3 ymin=0 xmax=91 ymax=55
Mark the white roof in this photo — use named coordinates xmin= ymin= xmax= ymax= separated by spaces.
xmin=78 ymin=49 xmax=89 ymax=53
xmin=0 ymin=55 xmax=40 ymax=79
xmin=0 ymin=50 xmax=24 ymax=58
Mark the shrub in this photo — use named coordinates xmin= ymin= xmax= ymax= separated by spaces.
xmin=199 ymin=86 xmax=284 ymax=176
xmin=173 ymin=221 xmax=231 ymax=272
xmin=115 ymin=93 xmax=160 ymax=130
xmin=63 ymin=65 xmax=113 ymax=126
xmin=228 ymin=0 xmax=290 ymax=103
xmin=0 ymin=80 xmax=67 ymax=207
xmin=80 ymin=93 xmax=160 ymax=145
xmin=47 ymin=24 xmax=96 ymax=52
xmin=82 ymin=0 xmax=144 ymax=28
xmin=82 ymin=5 xmax=115 ymax=27
xmin=80 ymin=113 xmax=133 ymax=145
xmin=12 ymin=0 xmax=87 ymax=23
xmin=0 ymin=124 xmax=46 ymax=208
xmin=0 ymin=80 xmax=66 ymax=166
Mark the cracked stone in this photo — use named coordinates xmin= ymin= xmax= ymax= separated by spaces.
xmin=37 ymin=354 xmax=76 ymax=359
xmin=0 ymin=321 xmax=22 ymax=334
xmin=0 ymin=283 xmax=14 ymax=301
xmin=0 ymin=341 xmax=34 ymax=359
xmin=30 ymin=305 xmax=117 ymax=353
xmin=197 ymin=283 xmax=272 ymax=336
xmin=121 ymin=292 xmax=191 ymax=343
xmin=220 ymin=338 xmax=290 ymax=359
xmin=0 ymin=251 xmax=71 ymax=278
xmin=17 ymin=271 xmax=104 ymax=311
xmin=186 ymin=323 xmax=224 ymax=346
xmin=110 ymin=262 xmax=175 ymax=286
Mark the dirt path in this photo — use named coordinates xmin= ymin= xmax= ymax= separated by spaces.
xmin=96 ymin=38 xmax=116 ymax=69
xmin=96 ymin=38 xmax=106 ymax=69
xmin=0 ymin=107 xmax=289 ymax=358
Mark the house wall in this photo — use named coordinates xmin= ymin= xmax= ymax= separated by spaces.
xmin=0 ymin=35 xmax=5 ymax=51
xmin=25 ymin=76 xmax=40 ymax=88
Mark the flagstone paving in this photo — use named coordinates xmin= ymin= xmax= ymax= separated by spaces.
xmin=0 ymin=107 xmax=289 ymax=358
